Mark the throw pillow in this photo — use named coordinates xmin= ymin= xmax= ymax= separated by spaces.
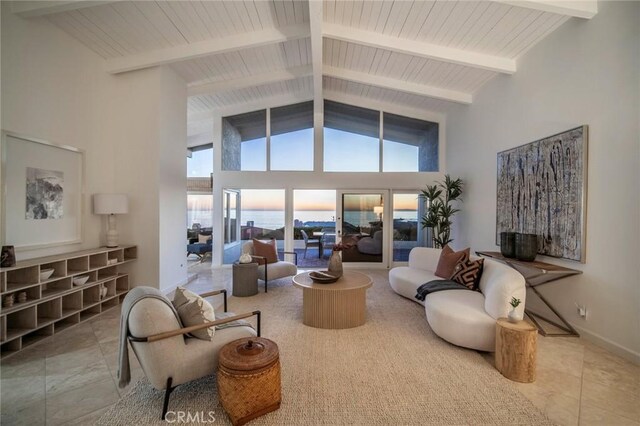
xmin=198 ymin=234 xmax=210 ymax=244
xmin=434 ymin=245 xmax=470 ymax=278
xmin=172 ymin=287 xmax=216 ymax=341
xmin=450 ymin=258 xmax=485 ymax=291
xmin=252 ymin=238 xmax=278 ymax=264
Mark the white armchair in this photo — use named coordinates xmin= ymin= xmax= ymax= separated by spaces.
xmin=242 ymin=241 xmax=298 ymax=292
xmin=123 ymin=288 xmax=259 ymax=419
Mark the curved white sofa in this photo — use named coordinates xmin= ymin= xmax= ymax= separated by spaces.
xmin=389 ymin=247 xmax=526 ymax=351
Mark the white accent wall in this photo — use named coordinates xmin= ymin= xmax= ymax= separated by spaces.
xmin=446 ymin=2 xmax=640 ymax=361
xmin=1 ymin=6 xmax=188 ymax=292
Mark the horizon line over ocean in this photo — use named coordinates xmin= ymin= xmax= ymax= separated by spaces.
xmin=188 ymin=209 xmax=418 ymax=229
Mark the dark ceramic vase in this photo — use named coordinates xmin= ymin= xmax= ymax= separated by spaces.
xmin=500 ymin=232 xmax=516 ymax=258
xmin=1 ymin=245 xmax=15 ymax=267
xmin=515 ymin=233 xmax=538 ymax=261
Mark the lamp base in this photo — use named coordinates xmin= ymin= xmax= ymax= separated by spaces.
xmin=106 ymin=215 xmax=119 ymax=248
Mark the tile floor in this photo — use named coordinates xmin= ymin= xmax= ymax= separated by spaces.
xmin=1 ymin=267 xmax=638 ymax=425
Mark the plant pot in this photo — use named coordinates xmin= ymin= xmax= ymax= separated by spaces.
xmin=508 ymin=309 xmax=521 ymax=323
xmin=500 ymin=232 xmax=516 ymax=258
xmin=515 ymin=233 xmax=538 ymax=262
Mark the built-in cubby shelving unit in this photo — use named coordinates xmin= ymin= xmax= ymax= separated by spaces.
xmin=0 ymin=245 xmax=137 ymax=358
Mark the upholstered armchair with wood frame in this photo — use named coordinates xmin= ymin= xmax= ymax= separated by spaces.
xmin=124 ymin=289 xmax=260 ymax=419
xmin=242 ymin=240 xmax=298 ymax=292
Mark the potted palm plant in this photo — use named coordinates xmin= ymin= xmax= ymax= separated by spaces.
xmin=420 ymin=175 xmax=464 ymax=248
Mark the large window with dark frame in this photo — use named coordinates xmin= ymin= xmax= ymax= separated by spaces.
xmin=221 ymin=101 xmax=439 ymax=173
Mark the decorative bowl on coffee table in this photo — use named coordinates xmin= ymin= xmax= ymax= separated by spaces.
xmin=309 ymin=271 xmax=340 ymax=284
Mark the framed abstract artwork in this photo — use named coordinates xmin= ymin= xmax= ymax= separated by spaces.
xmin=496 ymin=126 xmax=588 ymax=263
xmin=1 ymin=131 xmax=84 ymax=250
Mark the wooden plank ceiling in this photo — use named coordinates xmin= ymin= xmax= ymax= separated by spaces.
xmin=11 ymin=0 xmax=596 ymax=144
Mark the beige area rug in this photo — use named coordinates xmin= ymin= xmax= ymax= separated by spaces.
xmin=99 ymin=270 xmax=553 ymax=425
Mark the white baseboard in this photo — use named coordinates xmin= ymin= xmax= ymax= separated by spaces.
xmin=572 ymin=323 xmax=640 ymax=365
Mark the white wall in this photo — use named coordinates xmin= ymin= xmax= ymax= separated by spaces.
xmin=446 ymin=2 xmax=640 ymax=361
xmin=1 ymin=8 xmax=188 ymax=292
xmin=1 ymin=2 xmax=115 ymax=258
xmin=109 ymin=66 xmax=188 ymax=292
xmin=157 ymin=67 xmax=188 ymax=292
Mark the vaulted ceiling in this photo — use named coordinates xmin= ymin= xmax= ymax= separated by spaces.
xmin=10 ymin=0 xmax=597 ymax=146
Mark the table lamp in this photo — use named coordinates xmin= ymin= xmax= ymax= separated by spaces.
xmin=93 ymin=194 xmax=129 ymax=247
xmin=373 ymin=205 xmax=384 ymax=221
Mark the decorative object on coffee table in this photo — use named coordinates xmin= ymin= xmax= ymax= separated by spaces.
xmin=308 ymin=270 xmax=340 ymax=284
xmin=495 ymin=318 xmax=537 ymax=383
xmin=515 ymin=233 xmax=538 ymax=261
xmin=232 ymin=262 xmax=259 ymax=297
xmin=1 ymin=245 xmax=16 ymax=267
xmin=496 ymin=126 xmax=588 ymax=262
xmin=499 ymin=232 xmax=516 ymax=258
xmin=328 ymin=243 xmax=344 ymax=277
xmin=218 ymin=337 xmax=281 ymax=426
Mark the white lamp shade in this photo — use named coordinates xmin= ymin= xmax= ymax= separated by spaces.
xmin=373 ymin=206 xmax=384 ymax=214
xmin=93 ymin=194 xmax=129 ymax=215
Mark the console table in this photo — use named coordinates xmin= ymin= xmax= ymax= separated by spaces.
xmin=0 ymin=246 xmax=136 ymax=358
xmin=476 ymin=251 xmax=582 ymax=337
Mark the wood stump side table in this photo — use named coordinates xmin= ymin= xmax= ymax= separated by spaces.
xmin=495 ymin=318 xmax=537 ymax=383
xmin=232 ymin=262 xmax=259 ymax=297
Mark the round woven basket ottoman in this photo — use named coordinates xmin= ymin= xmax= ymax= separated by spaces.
xmin=217 ymin=337 xmax=281 ymax=426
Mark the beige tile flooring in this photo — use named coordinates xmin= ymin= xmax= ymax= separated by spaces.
xmin=1 ymin=267 xmax=638 ymax=425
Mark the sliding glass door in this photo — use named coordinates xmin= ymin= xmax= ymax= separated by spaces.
xmin=337 ymin=191 xmax=388 ymax=266
xmin=391 ymin=192 xmax=426 ymax=264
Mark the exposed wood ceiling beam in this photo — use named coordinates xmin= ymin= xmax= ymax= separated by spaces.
xmin=106 ymin=24 xmax=310 ymax=74
xmin=308 ymin=1 xmax=324 ymax=110
xmin=324 ymin=66 xmax=472 ymax=105
xmin=10 ymin=1 xmax=118 ymax=17
xmin=308 ymin=0 xmax=324 ymax=171
xmin=188 ymin=65 xmax=312 ymax=97
xmin=495 ymin=1 xmax=597 ymax=19
xmin=323 ymin=23 xmax=516 ymax=75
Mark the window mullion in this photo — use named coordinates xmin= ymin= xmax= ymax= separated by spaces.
xmin=379 ymin=110 xmax=384 ymax=173
xmin=266 ymin=107 xmax=271 ymax=171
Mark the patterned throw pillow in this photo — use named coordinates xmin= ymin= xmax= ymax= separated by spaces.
xmin=450 ymin=258 xmax=484 ymax=290
xmin=434 ymin=245 xmax=470 ymax=278
xmin=173 ymin=287 xmax=216 ymax=341
xmin=252 ymin=238 xmax=278 ymax=264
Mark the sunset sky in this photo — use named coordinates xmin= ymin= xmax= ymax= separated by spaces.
xmin=189 ymin=190 xmax=418 ymax=211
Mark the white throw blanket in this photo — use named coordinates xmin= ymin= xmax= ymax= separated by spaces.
xmin=117 ymin=287 xmax=182 ymax=388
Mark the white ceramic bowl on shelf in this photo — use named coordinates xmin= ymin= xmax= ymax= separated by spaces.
xmin=73 ymin=275 xmax=90 ymax=286
xmin=40 ymin=268 xmax=55 ymax=281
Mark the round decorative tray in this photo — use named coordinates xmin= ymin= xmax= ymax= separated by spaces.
xmin=308 ymin=271 xmax=340 ymax=284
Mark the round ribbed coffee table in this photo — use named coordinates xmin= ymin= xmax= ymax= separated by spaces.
xmin=292 ymin=271 xmax=372 ymax=329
